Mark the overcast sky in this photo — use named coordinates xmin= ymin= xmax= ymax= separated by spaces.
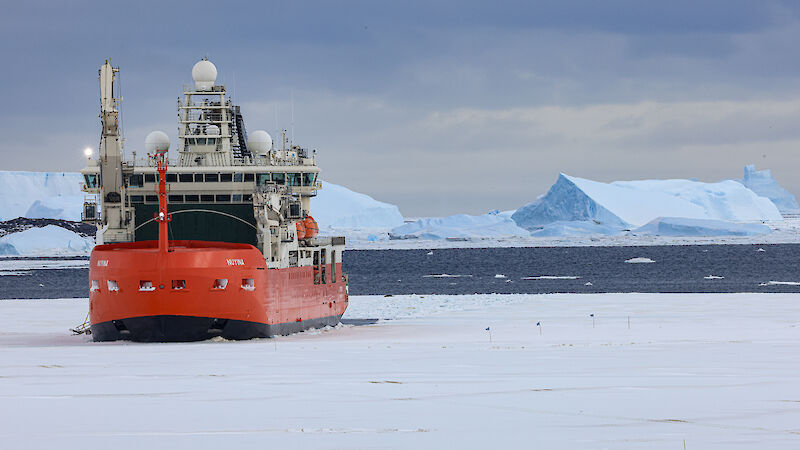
xmin=2 ymin=0 xmax=800 ymax=216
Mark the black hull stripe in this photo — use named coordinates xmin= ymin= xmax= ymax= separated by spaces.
xmin=90 ymin=314 xmax=343 ymax=342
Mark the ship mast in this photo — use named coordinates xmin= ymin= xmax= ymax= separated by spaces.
xmin=154 ymin=153 xmax=171 ymax=253
xmin=98 ymin=60 xmax=131 ymax=243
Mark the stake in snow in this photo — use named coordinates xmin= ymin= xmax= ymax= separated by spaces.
xmin=83 ymin=59 xmax=348 ymax=342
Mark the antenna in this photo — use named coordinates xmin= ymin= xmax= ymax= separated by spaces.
xmin=290 ymin=89 xmax=295 ymax=145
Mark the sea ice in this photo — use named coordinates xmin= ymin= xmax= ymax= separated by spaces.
xmin=634 ymin=217 xmax=772 ymax=237
xmin=391 ymin=210 xmax=528 ymax=240
xmin=625 ymin=257 xmax=655 ymax=264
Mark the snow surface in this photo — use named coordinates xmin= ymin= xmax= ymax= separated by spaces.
xmin=1 ymin=293 xmax=800 ymax=448
xmin=0 ymin=171 xmax=85 ymax=221
xmin=513 ymin=174 xmax=782 ymax=231
xmin=737 ymin=164 xmax=800 ymax=214
xmin=391 ymin=210 xmax=528 ymax=240
xmin=0 ymin=225 xmax=94 ymax=256
xmin=634 ymin=217 xmax=772 ymax=237
xmin=311 ymin=181 xmax=404 ymax=229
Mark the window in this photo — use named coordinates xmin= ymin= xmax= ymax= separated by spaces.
xmin=204 ymin=173 xmax=219 ymax=182
xmin=256 ymin=173 xmax=270 ymax=186
xmin=168 ymin=194 xmax=183 ymax=202
xmin=233 ymin=173 xmax=244 ymax=182
xmin=194 ymin=174 xmax=204 ymax=182
xmin=145 ymin=174 xmax=157 ymax=183
xmin=215 ymin=194 xmax=231 ymax=202
xmin=83 ymin=174 xmax=99 ymax=188
xmin=244 ymin=173 xmax=255 ymax=182
xmin=243 ymin=194 xmax=253 ymax=202
xmin=129 ymin=174 xmax=144 ymax=187
xmin=302 ymin=172 xmax=316 ymax=186
xmin=232 ymin=194 xmax=242 ymax=202
xmin=179 ymin=173 xmax=193 ymax=182
xmin=185 ymin=194 xmax=199 ymax=203
xmin=130 ymin=195 xmax=144 ymax=203
xmin=145 ymin=195 xmax=158 ymax=203
xmin=172 ymin=280 xmax=186 ymax=290
xmin=166 ymin=173 xmax=178 ymax=183
xmin=287 ymin=173 xmax=301 ymax=186
xmin=271 ymin=172 xmax=285 ymax=185
xmin=201 ymin=194 xmax=214 ymax=202
xmin=220 ymin=173 xmax=233 ymax=182
xmin=331 ymin=250 xmax=336 ymax=283
xmin=212 ymin=279 xmax=228 ymax=290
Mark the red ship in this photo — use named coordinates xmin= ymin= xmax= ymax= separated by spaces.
xmin=83 ymin=59 xmax=348 ymax=342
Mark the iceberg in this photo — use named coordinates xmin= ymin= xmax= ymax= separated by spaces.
xmin=736 ymin=165 xmax=800 ymax=214
xmin=0 ymin=172 xmax=85 ymax=221
xmin=0 ymin=225 xmax=94 ymax=256
xmin=513 ymin=174 xmax=782 ymax=231
xmin=310 ymin=181 xmax=404 ymax=229
xmin=634 ymin=217 xmax=772 ymax=237
xmin=391 ymin=210 xmax=528 ymax=240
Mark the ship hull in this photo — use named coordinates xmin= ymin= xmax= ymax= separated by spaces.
xmin=88 ymin=240 xmax=348 ymax=342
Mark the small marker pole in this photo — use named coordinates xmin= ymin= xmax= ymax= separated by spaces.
xmin=590 ymin=313 xmax=595 ymax=329
xmin=537 ymin=322 xmax=542 ymax=335
xmin=486 ymin=327 xmax=492 ymax=343
xmin=627 ymin=315 xmax=630 ymax=330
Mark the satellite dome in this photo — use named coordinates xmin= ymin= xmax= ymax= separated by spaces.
xmin=145 ymin=131 xmax=170 ymax=154
xmin=192 ymin=58 xmax=217 ymax=91
xmin=247 ymin=130 xmax=273 ymax=155
xmin=205 ymin=124 xmax=220 ymax=135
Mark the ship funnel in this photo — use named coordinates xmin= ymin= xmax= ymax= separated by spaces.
xmin=192 ymin=58 xmax=217 ymax=91
xmin=145 ymin=131 xmax=170 ymax=154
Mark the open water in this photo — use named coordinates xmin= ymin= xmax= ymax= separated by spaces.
xmin=1 ymin=244 xmax=799 ymax=299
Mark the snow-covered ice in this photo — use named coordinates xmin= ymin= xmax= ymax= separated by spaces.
xmin=391 ymin=210 xmax=528 ymax=240
xmin=737 ymin=164 xmax=800 ymax=214
xmin=625 ymin=257 xmax=655 ymax=264
xmin=311 ymin=180 xmax=404 ymax=229
xmin=634 ymin=217 xmax=772 ymax=237
xmin=512 ymin=173 xmax=782 ymax=232
xmin=1 ymin=293 xmax=799 ymax=448
xmin=0 ymin=171 xmax=85 ymax=221
xmin=0 ymin=225 xmax=94 ymax=256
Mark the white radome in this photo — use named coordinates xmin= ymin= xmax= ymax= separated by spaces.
xmin=205 ymin=124 xmax=220 ymax=135
xmin=145 ymin=131 xmax=170 ymax=154
xmin=247 ymin=130 xmax=273 ymax=155
xmin=192 ymin=58 xmax=217 ymax=91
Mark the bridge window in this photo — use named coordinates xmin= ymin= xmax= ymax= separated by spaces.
xmin=129 ymin=174 xmax=143 ymax=187
xmin=130 ymin=195 xmax=144 ymax=203
xmin=232 ymin=194 xmax=242 ymax=202
xmin=204 ymin=173 xmax=219 ymax=182
xmin=244 ymin=173 xmax=254 ymax=182
xmin=145 ymin=174 xmax=157 ymax=183
xmin=168 ymin=195 xmax=183 ymax=202
xmin=185 ymin=194 xmax=199 ymax=203
xmin=220 ymin=173 xmax=233 ymax=182
xmin=145 ymin=195 xmax=157 ymax=203
xmin=201 ymin=194 xmax=214 ymax=202
xmin=83 ymin=174 xmax=99 ymax=188
xmin=194 ymin=174 xmax=204 ymax=182
xmin=166 ymin=173 xmax=178 ymax=183
xmin=215 ymin=194 xmax=231 ymax=202
xmin=287 ymin=173 xmax=301 ymax=186
xmin=272 ymin=173 xmax=285 ymax=185
xmin=256 ymin=173 xmax=270 ymax=186
xmin=302 ymin=173 xmax=316 ymax=186
xmin=179 ymin=173 xmax=193 ymax=182
xmin=233 ymin=173 xmax=244 ymax=182
xmin=243 ymin=194 xmax=252 ymax=202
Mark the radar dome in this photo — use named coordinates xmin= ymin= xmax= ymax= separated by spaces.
xmin=145 ymin=131 xmax=170 ymax=154
xmin=192 ymin=58 xmax=217 ymax=91
xmin=247 ymin=130 xmax=273 ymax=155
xmin=205 ymin=124 xmax=220 ymax=135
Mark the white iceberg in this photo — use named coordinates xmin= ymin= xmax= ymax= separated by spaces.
xmin=513 ymin=174 xmax=782 ymax=232
xmin=391 ymin=210 xmax=528 ymax=240
xmin=634 ymin=217 xmax=772 ymax=237
xmin=0 ymin=225 xmax=94 ymax=256
xmin=310 ymin=181 xmax=404 ymax=229
xmin=0 ymin=171 xmax=85 ymax=221
xmin=736 ymin=164 xmax=800 ymax=214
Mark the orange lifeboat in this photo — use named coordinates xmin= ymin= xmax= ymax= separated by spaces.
xmin=303 ymin=215 xmax=319 ymax=239
xmin=295 ymin=220 xmax=306 ymax=240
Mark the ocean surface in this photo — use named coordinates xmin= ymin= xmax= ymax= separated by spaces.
xmin=2 ymin=244 xmax=799 ymax=299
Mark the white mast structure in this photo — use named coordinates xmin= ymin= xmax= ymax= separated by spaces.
xmin=98 ymin=60 xmax=132 ymax=243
